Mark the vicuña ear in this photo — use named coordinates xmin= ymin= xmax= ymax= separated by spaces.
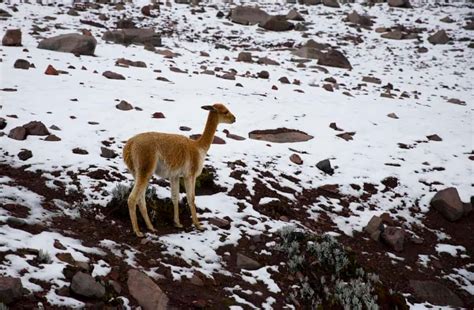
xmin=201 ymin=105 xmax=215 ymax=111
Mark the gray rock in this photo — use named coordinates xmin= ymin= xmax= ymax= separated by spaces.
xmin=100 ymin=147 xmax=118 ymax=159
xmin=116 ymin=100 xmax=133 ymax=110
xmin=208 ymin=217 xmax=231 ymax=229
xmin=103 ymin=28 xmax=161 ymax=47
xmin=381 ymin=226 xmax=405 ymax=252
xmin=103 ymin=71 xmax=126 ymax=80
xmin=228 ymin=6 xmax=270 ymax=25
xmin=430 ymin=187 xmax=465 ymax=221
xmin=286 ymin=9 xmax=304 ymax=21
xmin=127 ymin=269 xmax=169 ymax=310
xmin=428 ymin=30 xmax=450 ymax=45
xmin=70 ymin=271 xmax=105 ymax=299
xmin=236 ymin=253 xmax=261 ymax=270
xmin=2 ymin=29 xmax=21 ymax=46
xmin=249 ymin=128 xmax=313 ymax=143
xmin=0 ymin=118 xmax=7 ymax=130
xmin=409 ymin=280 xmax=464 ymax=307
xmin=14 ymin=59 xmax=30 ymax=69
xmin=322 ymin=0 xmax=340 ymax=8
xmin=364 ymin=216 xmax=384 ymax=241
xmin=259 ymin=15 xmax=294 ymax=31
xmin=18 ymin=149 xmax=33 ymax=161
xmin=316 ymin=159 xmax=334 ymax=175
xmin=345 ymin=11 xmax=373 ymax=27
xmin=38 ymin=33 xmax=96 ymax=56
xmin=0 ymin=276 xmax=24 ymax=304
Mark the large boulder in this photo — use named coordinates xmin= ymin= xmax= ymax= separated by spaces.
xmin=70 ymin=272 xmax=105 ymax=299
xmin=228 ymin=6 xmax=270 ymax=25
xmin=428 ymin=30 xmax=450 ymax=45
xmin=430 ymin=187 xmax=465 ymax=221
xmin=286 ymin=9 xmax=305 ymax=21
xmin=292 ymin=39 xmax=331 ymax=59
xmin=23 ymin=121 xmax=49 ymax=136
xmin=37 ymin=33 xmax=96 ymax=56
xmin=322 ymin=0 xmax=340 ymax=8
xmin=2 ymin=29 xmax=21 ymax=46
xmin=409 ymin=280 xmax=463 ymax=307
xmin=317 ymin=49 xmax=352 ymax=69
xmin=127 ymin=269 xmax=169 ymax=310
xmin=381 ymin=226 xmax=405 ymax=252
xmin=259 ymin=15 xmax=294 ymax=31
xmin=345 ymin=11 xmax=373 ymax=27
xmin=0 ymin=276 xmax=24 ymax=304
xmin=102 ymin=28 xmax=161 ymax=47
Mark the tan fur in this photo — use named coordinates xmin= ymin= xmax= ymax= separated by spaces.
xmin=123 ymin=103 xmax=236 ymax=237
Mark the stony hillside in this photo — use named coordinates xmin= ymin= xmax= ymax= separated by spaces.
xmin=0 ymin=0 xmax=473 ymax=308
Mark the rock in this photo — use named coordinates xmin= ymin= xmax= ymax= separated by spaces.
xmin=257 ymin=57 xmax=279 ymax=66
xmin=409 ymin=280 xmax=464 ymax=307
xmin=45 ymin=134 xmax=61 ymax=141
xmin=103 ymin=71 xmax=125 ymax=80
xmin=0 ymin=9 xmax=12 ymax=18
xmin=141 ymin=5 xmax=152 ymax=17
xmin=387 ymin=113 xmax=399 ymax=119
xmin=464 ymin=21 xmax=474 ymax=31
xmin=2 ymin=29 xmax=22 ymax=46
xmin=426 ymin=134 xmax=442 ymax=141
xmin=8 ymin=126 xmax=27 ymax=140
xmin=336 ymin=132 xmax=356 ymax=141
xmin=329 ymin=122 xmax=343 ymax=131
xmin=127 ymin=269 xmax=169 ymax=310
xmin=71 ymin=272 xmax=105 ymax=299
xmin=102 ymin=28 xmax=161 ymax=47
xmin=116 ymin=19 xmax=136 ymax=29
xmin=223 ymin=129 xmax=245 ymax=141
xmin=190 ymin=134 xmax=225 ymax=144
xmin=237 ymin=51 xmax=252 ymax=62
xmin=430 ymin=187 xmax=465 ymax=221
xmin=447 ymin=98 xmax=466 ymax=106
xmin=0 ymin=276 xmax=24 ymax=304
xmin=38 ymin=33 xmax=96 ymax=56
xmin=180 ymin=126 xmax=191 ymax=131
xmin=14 ymin=59 xmax=30 ymax=70
xmin=428 ymin=30 xmax=450 ymax=45
xmin=462 ymin=202 xmax=472 ymax=215
xmin=323 ymin=84 xmax=333 ymax=92
xmin=100 ymin=147 xmax=118 ymax=159
xmin=440 ymin=16 xmax=455 ymax=23
xmin=23 ymin=121 xmax=49 ymax=136
xmin=381 ymin=226 xmax=405 ymax=252
xmin=228 ymin=6 xmax=270 ymax=25
xmin=18 ymin=149 xmax=32 ymax=161
xmin=257 ymin=70 xmax=269 ymax=79
xmin=116 ymin=58 xmax=147 ymax=68
xmin=208 ymin=217 xmax=231 ymax=229
xmin=236 ymin=253 xmax=261 ymax=270
xmin=249 ymin=128 xmax=313 ymax=143
xmin=189 ymin=274 xmax=204 ymax=287
xmin=45 ymin=65 xmax=59 ymax=76
xmin=301 ymin=0 xmax=322 ymax=4
xmin=286 ymin=9 xmax=304 ymax=21
xmin=152 ymin=112 xmax=165 ymax=119
xmin=362 ymin=76 xmax=381 ymax=84
xmin=292 ymin=39 xmax=331 ymax=59
xmin=316 ymin=159 xmax=334 ymax=175
xmin=388 ymin=0 xmax=411 ymax=8
xmin=116 ymin=100 xmax=133 ymax=110
xmin=364 ymin=216 xmax=384 ymax=241
xmin=279 ymin=76 xmax=290 ymax=84
xmin=72 ymin=148 xmax=88 ymax=155
xmin=345 ymin=11 xmax=373 ymax=27
xmin=322 ymin=0 xmax=340 ymax=8
xmin=259 ymin=15 xmax=294 ymax=31
xmin=0 ymin=118 xmax=6 ymax=130
xmin=381 ymin=30 xmax=404 ymax=40
xmin=67 ymin=8 xmax=79 ymax=16
xmin=290 ymin=154 xmax=303 ymax=165
xmin=317 ymin=49 xmax=352 ymax=70
xmin=219 ymin=73 xmax=236 ymax=80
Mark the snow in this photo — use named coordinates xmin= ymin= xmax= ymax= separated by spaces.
xmin=435 ymin=243 xmax=466 ymax=257
xmin=241 ymin=266 xmax=281 ymax=293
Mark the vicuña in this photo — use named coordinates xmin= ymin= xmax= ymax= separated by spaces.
xmin=123 ymin=103 xmax=236 ymax=237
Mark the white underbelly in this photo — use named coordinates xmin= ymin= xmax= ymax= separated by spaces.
xmin=154 ymin=160 xmax=184 ymax=179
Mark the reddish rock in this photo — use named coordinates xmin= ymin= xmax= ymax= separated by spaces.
xmin=0 ymin=276 xmax=24 ymax=304
xmin=336 ymin=132 xmax=355 ymax=141
xmin=257 ymin=70 xmax=269 ymax=79
xmin=364 ymin=215 xmax=383 ymax=241
xmin=290 ymin=153 xmax=303 ymax=165
xmin=8 ymin=126 xmax=27 ymax=140
xmin=18 ymin=149 xmax=32 ymax=161
xmin=127 ymin=269 xmax=169 ymax=310
xmin=323 ymin=84 xmax=333 ymax=92
xmin=362 ymin=76 xmax=381 ymax=84
xmin=103 ymin=71 xmax=125 ymax=80
xmin=279 ymin=76 xmax=290 ymax=84
xmin=208 ymin=217 xmax=231 ymax=229
xmin=72 ymin=148 xmax=88 ymax=155
xmin=387 ymin=113 xmax=399 ymax=119
xmin=428 ymin=30 xmax=449 ymax=45
xmin=14 ymin=59 xmax=30 ymax=69
xmin=45 ymin=134 xmax=61 ymax=141
xmin=116 ymin=100 xmax=133 ymax=111
xmin=249 ymin=128 xmax=313 ymax=143
xmin=427 ymin=134 xmax=442 ymax=141
xmin=317 ymin=49 xmax=352 ymax=70
xmin=388 ymin=0 xmax=411 ymax=8
xmin=237 ymin=51 xmax=252 ymax=62
xmin=2 ymin=29 xmax=21 ymax=46
xmin=23 ymin=121 xmax=49 ymax=136
xmin=152 ymin=112 xmax=165 ymax=119
xmin=45 ymin=64 xmax=59 ymax=75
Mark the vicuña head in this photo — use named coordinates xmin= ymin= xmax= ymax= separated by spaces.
xmin=123 ymin=103 xmax=236 ymax=237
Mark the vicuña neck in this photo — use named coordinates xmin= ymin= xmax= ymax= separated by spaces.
xmin=197 ymin=112 xmax=218 ymax=150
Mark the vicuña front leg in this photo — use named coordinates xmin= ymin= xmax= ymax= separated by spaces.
xmin=184 ymin=176 xmax=203 ymax=230
xmin=170 ymin=177 xmax=182 ymax=228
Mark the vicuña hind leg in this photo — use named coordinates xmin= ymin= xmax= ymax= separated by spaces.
xmin=128 ymin=175 xmax=151 ymax=237
xmin=170 ymin=177 xmax=182 ymax=228
xmin=138 ymin=194 xmax=156 ymax=232
xmin=184 ymin=176 xmax=203 ymax=230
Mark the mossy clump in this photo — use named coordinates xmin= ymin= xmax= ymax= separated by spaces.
xmin=276 ymin=226 xmax=408 ymax=310
xmin=179 ymin=166 xmax=227 ymax=195
xmin=106 ymin=184 xmax=190 ymax=227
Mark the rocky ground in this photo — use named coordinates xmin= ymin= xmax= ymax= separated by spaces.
xmin=0 ymin=0 xmax=473 ymax=309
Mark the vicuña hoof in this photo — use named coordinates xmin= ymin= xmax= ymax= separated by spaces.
xmin=174 ymin=222 xmax=183 ymax=228
xmin=135 ymin=231 xmax=144 ymax=238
